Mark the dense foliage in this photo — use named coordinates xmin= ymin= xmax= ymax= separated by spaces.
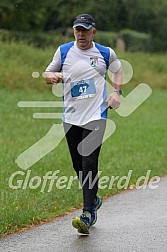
xmin=0 ymin=0 xmax=167 ymax=51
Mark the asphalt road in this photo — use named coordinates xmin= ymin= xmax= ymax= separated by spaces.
xmin=0 ymin=176 xmax=167 ymax=252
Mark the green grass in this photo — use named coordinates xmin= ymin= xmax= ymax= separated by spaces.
xmin=0 ymin=41 xmax=167 ymax=91
xmin=0 ymin=41 xmax=167 ymax=236
xmin=117 ymin=51 xmax=167 ymax=90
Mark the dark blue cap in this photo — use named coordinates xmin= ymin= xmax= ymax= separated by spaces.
xmin=73 ymin=14 xmax=96 ymax=30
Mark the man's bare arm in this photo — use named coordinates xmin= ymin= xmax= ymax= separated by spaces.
xmin=106 ymin=67 xmax=123 ymax=109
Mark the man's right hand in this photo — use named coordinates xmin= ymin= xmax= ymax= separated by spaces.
xmin=44 ymin=72 xmax=63 ymax=84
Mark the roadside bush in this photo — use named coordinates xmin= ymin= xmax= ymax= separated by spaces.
xmin=0 ymin=29 xmax=72 ymax=48
xmin=94 ymin=31 xmax=117 ymax=48
xmin=118 ymin=29 xmax=151 ymax=52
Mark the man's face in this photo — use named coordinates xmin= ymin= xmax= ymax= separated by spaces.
xmin=74 ymin=26 xmax=96 ymax=50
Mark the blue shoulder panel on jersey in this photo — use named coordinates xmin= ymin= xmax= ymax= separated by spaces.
xmin=60 ymin=41 xmax=74 ymax=67
xmin=95 ymin=43 xmax=110 ymax=69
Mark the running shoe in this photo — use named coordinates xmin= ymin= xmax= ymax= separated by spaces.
xmin=90 ymin=195 xmax=102 ymax=226
xmin=72 ymin=211 xmax=91 ymax=235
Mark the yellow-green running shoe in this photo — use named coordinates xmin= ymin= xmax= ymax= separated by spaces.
xmin=72 ymin=212 xmax=91 ymax=235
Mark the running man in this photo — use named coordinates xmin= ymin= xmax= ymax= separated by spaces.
xmin=44 ymin=13 xmax=123 ymax=234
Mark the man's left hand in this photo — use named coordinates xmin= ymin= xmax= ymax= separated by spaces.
xmin=106 ymin=92 xmax=121 ymax=109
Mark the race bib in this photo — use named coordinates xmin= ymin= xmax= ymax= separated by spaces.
xmin=70 ymin=79 xmax=96 ymax=100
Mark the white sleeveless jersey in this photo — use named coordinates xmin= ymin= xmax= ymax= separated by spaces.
xmin=46 ymin=41 xmax=121 ymax=126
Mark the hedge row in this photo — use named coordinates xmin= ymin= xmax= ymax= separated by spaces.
xmin=118 ymin=29 xmax=151 ymax=52
xmin=0 ymin=29 xmax=71 ymax=48
xmin=0 ymin=28 xmax=155 ymax=52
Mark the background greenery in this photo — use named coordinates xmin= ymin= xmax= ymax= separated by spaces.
xmin=0 ymin=0 xmax=167 ymax=51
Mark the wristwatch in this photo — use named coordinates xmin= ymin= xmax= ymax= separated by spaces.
xmin=113 ymin=89 xmax=122 ymax=95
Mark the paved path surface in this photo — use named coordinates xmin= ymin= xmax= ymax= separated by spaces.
xmin=0 ymin=176 xmax=167 ymax=252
